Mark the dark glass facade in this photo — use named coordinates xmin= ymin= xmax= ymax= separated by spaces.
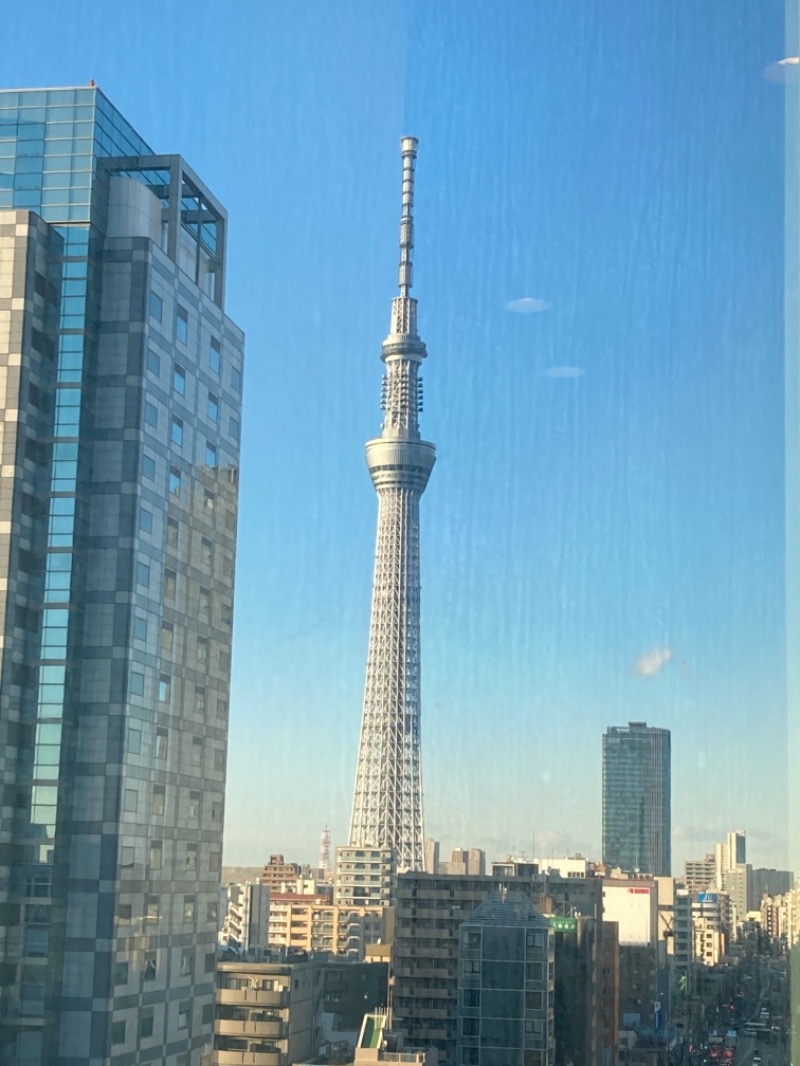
xmin=0 ymin=86 xmax=243 ymax=1065
xmin=602 ymin=722 xmax=671 ymax=877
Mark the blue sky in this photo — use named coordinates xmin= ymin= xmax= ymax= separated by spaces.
xmin=5 ymin=0 xmax=792 ymax=872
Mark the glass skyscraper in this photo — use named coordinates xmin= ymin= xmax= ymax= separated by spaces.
xmin=0 ymin=86 xmax=243 ymax=1065
xmin=602 ymin=722 xmax=671 ymax=877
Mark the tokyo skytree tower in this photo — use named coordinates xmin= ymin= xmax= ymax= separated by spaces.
xmin=348 ymin=137 xmax=435 ymax=872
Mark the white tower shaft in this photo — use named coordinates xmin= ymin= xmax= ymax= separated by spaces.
xmin=349 ymin=138 xmax=435 ymax=872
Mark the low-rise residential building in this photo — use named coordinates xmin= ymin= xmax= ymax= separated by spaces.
xmin=267 ymin=893 xmax=387 ymax=960
xmin=214 ymin=958 xmax=321 ymax=1065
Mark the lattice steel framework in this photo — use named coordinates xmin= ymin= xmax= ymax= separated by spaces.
xmin=349 ymin=137 xmax=435 ymax=872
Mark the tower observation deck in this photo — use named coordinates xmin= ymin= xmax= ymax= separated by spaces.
xmin=348 ymin=138 xmax=435 ymax=872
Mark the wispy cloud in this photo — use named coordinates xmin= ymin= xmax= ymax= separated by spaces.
xmin=633 ymin=645 xmax=673 ymax=677
xmin=763 ymin=57 xmax=800 ymax=83
xmin=544 ymin=366 xmax=585 ymax=379
xmin=504 ymin=296 xmax=550 ymax=313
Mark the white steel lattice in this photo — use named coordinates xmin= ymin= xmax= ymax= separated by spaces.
xmin=348 ymin=138 xmax=435 ymax=872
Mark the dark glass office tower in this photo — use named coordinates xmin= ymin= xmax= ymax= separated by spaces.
xmin=602 ymin=722 xmax=671 ymax=876
xmin=0 ymin=87 xmax=244 ymax=1065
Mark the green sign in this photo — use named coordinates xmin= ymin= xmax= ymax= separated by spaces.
xmin=550 ymin=917 xmax=578 ymax=932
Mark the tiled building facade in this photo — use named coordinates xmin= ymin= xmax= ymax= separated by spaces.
xmin=0 ymin=87 xmax=243 ymax=1065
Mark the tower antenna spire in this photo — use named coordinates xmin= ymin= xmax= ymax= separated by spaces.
xmin=398 ymin=136 xmax=418 ymax=298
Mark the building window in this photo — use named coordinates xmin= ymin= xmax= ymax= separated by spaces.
xmin=185 ymin=845 xmax=198 ymax=872
xmin=205 ymin=442 xmax=217 ymax=467
xmin=229 ymin=416 xmax=240 ymax=441
xmin=231 ymin=365 xmax=242 ymax=393
xmin=149 ymin=841 xmax=162 ymax=870
xmin=180 ymin=950 xmax=193 ymax=976
xmin=207 ymin=393 xmax=219 ymax=423
xmin=113 ymin=960 xmax=128 ymax=985
xmin=158 ymin=676 xmax=170 ymax=703
xmin=152 ymin=785 xmax=165 ymax=816
xmin=201 ymin=537 xmax=213 ymax=567
xmin=183 ymin=896 xmax=196 ymax=923
xmin=111 ymin=1020 xmax=126 ymax=1045
xmin=156 ymin=727 xmax=168 ymax=759
xmin=127 ymin=727 xmax=142 ymax=755
xmin=149 ymin=291 xmax=162 ymax=322
xmin=209 ymin=337 xmax=221 ymax=374
xmin=146 ymin=348 xmax=160 ymax=375
xmin=217 ymin=699 xmax=228 ymax=720
xmin=164 ymin=569 xmax=176 ymax=599
xmin=133 ymin=615 xmax=147 ymax=641
xmin=161 ymin=623 xmax=174 ymax=653
xmin=142 ymin=453 xmax=156 ymax=480
xmin=189 ymin=792 xmax=201 ymax=820
xmin=173 ymin=364 xmax=186 ymax=396
xmin=194 ymin=685 xmax=206 ymax=713
xmin=202 ymin=1004 xmax=214 ymax=1025
xmin=199 ymin=587 xmax=211 ymax=622
xmin=144 ymin=401 xmax=158 ymax=428
xmin=207 ymin=901 xmax=218 ymax=923
xmin=203 ymin=490 xmax=215 ymax=513
xmin=196 ymin=637 xmax=208 ymax=663
xmin=143 ymin=951 xmax=157 ymax=981
xmin=214 ymin=748 xmax=225 ymax=772
xmin=176 ymin=306 xmax=188 ymax=344
xmin=166 ymin=518 xmax=179 ymax=549
xmin=171 ymin=417 xmax=184 ymax=447
xmin=129 ymin=670 xmax=145 ymax=697
xmin=136 ymin=561 xmax=150 ymax=588
xmin=140 ymin=1013 xmax=154 ymax=1039
xmin=139 ymin=506 xmax=153 ymax=533
xmin=191 ymin=737 xmax=203 ymax=766
xmin=169 ymin=468 xmax=181 ymax=496
xmin=178 ymin=1003 xmax=191 ymax=1030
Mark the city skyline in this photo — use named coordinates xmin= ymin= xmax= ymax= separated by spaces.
xmin=2 ymin=0 xmax=791 ymax=875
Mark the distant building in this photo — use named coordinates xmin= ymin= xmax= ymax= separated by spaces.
xmin=684 ymin=854 xmax=716 ymax=894
xmin=440 ymin=849 xmax=487 ymax=877
xmin=534 ymin=856 xmax=591 ymax=879
xmin=751 ymin=867 xmax=794 ymax=904
xmin=267 ymin=892 xmax=387 ymax=960
xmin=334 ymin=846 xmax=396 ymax=907
xmin=424 ymin=839 xmax=440 ymax=874
xmin=599 ymin=921 xmax=620 ymax=1066
xmin=602 ymin=877 xmax=664 ymax=1030
xmin=691 ymin=892 xmax=726 ymax=966
xmin=220 ymin=881 xmax=270 ymax=955
xmin=551 ymin=916 xmax=601 ymax=1066
xmin=714 ymin=831 xmax=746 ymax=889
xmin=214 ymin=958 xmax=321 ymax=1065
xmin=262 ymin=854 xmax=303 ymax=891
xmin=602 ymin=722 xmax=671 ymax=876
xmin=456 ymin=891 xmax=555 ymax=1066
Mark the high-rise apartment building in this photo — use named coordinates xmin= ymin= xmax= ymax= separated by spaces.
xmin=602 ymin=722 xmax=671 ymax=876
xmin=0 ymin=86 xmax=243 ymax=1065
xmin=456 ymin=892 xmax=555 ymax=1066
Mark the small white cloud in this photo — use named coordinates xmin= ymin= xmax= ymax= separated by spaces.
xmin=633 ymin=645 xmax=673 ymax=677
xmin=505 ymin=296 xmax=550 ymax=313
xmin=763 ymin=57 xmax=800 ymax=83
xmin=544 ymin=366 xmax=585 ymax=378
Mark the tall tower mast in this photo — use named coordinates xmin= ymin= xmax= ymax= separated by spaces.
xmin=349 ymin=137 xmax=436 ymax=872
